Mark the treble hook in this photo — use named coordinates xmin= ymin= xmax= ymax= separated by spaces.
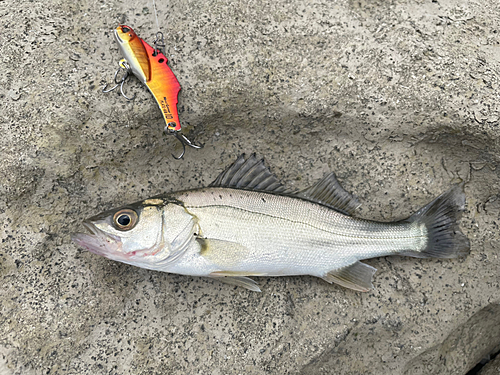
xmin=165 ymin=126 xmax=203 ymax=159
xmin=102 ymin=60 xmax=136 ymax=100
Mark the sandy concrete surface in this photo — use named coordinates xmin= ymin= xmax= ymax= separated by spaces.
xmin=478 ymin=354 xmax=500 ymax=375
xmin=1 ymin=0 xmax=499 ymax=374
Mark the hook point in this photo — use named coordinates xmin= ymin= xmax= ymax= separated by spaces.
xmin=165 ymin=128 xmax=203 ymax=160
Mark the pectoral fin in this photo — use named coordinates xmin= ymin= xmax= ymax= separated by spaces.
xmin=322 ymin=261 xmax=377 ymax=292
xmin=199 ymin=238 xmax=264 ymax=292
xmin=209 ymin=275 xmax=262 ymax=292
xmin=198 ymin=238 xmax=255 ymax=269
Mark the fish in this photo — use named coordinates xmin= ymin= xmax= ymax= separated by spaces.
xmin=72 ymin=154 xmax=470 ymax=292
xmin=113 ymin=25 xmax=182 ymax=132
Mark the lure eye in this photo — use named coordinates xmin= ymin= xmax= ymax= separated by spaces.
xmin=121 ymin=26 xmax=130 ymax=33
xmin=113 ymin=209 xmax=138 ymax=231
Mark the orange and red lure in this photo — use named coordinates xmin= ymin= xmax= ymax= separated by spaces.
xmin=104 ymin=25 xmax=201 ymax=159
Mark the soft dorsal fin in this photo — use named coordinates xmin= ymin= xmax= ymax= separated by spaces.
xmin=210 ymin=154 xmax=288 ymax=193
xmin=295 ymin=173 xmax=360 ymax=215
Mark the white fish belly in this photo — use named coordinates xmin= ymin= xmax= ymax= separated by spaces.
xmin=174 ymin=188 xmax=427 ymax=277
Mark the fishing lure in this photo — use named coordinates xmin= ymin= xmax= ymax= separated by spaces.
xmin=103 ymin=25 xmax=202 ymax=159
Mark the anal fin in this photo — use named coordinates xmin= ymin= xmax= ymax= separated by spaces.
xmin=322 ymin=261 xmax=377 ymax=292
xmin=209 ymin=275 xmax=261 ymax=292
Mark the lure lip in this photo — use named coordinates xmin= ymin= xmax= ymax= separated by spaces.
xmin=113 ymin=28 xmax=124 ymax=45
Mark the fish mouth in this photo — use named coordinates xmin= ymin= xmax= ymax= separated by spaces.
xmin=71 ymin=221 xmax=122 ymax=258
xmin=72 ymin=222 xmax=162 ymax=261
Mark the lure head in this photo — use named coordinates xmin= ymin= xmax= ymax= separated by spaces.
xmin=113 ymin=25 xmax=150 ymax=83
xmin=114 ymin=25 xmax=138 ymax=44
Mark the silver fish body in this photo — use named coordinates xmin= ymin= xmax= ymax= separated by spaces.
xmin=72 ymin=154 xmax=470 ymax=292
xmin=166 ymin=188 xmax=424 ymax=275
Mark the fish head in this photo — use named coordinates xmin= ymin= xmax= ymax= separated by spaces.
xmin=72 ymin=202 xmax=167 ymax=266
xmin=114 ymin=25 xmax=138 ymax=45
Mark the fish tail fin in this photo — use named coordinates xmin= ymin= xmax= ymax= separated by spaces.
xmin=402 ymin=183 xmax=470 ymax=259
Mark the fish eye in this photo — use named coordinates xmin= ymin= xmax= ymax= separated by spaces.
xmin=113 ymin=209 xmax=138 ymax=231
xmin=121 ymin=26 xmax=130 ymax=33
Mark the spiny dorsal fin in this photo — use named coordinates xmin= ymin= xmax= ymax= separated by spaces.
xmin=322 ymin=261 xmax=377 ymax=292
xmin=295 ymin=173 xmax=360 ymax=215
xmin=210 ymin=154 xmax=288 ymax=193
xmin=211 ymin=155 xmax=359 ymax=214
